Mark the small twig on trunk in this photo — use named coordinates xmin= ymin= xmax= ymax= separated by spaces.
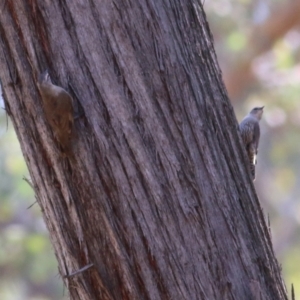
xmin=23 ymin=176 xmax=34 ymax=189
xmin=64 ymin=263 xmax=94 ymax=278
xmin=27 ymin=201 xmax=37 ymax=209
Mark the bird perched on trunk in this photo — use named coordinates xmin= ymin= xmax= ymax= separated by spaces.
xmin=239 ymin=106 xmax=264 ymax=180
xmin=37 ymin=70 xmax=74 ymax=156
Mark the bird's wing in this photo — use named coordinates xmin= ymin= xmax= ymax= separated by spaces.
xmin=56 ymin=92 xmax=74 ymax=131
xmin=253 ymin=121 xmax=260 ymax=150
xmin=239 ymin=118 xmax=254 ymax=145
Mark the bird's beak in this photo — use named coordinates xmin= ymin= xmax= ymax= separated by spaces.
xmin=260 ymin=106 xmax=264 ymax=110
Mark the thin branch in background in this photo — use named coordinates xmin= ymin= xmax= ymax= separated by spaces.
xmin=223 ymin=1 xmax=300 ymax=101
xmin=292 ymin=284 xmax=295 ymax=300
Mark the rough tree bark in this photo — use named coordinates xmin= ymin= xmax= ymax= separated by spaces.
xmin=0 ymin=0 xmax=288 ymax=299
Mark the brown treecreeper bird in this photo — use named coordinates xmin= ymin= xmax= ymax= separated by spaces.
xmin=37 ymin=70 xmax=74 ymax=156
xmin=239 ymin=106 xmax=264 ymax=180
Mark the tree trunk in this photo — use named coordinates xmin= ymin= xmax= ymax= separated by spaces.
xmin=0 ymin=0 xmax=287 ymax=299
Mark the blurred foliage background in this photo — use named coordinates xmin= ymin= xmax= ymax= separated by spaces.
xmin=0 ymin=94 xmax=65 ymax=298
xmin=0 ymin=0 xmax=299 ymax=298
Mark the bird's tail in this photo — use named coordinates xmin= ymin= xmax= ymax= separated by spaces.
xmin=248 ymin=150 xmax=256 ymax=181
